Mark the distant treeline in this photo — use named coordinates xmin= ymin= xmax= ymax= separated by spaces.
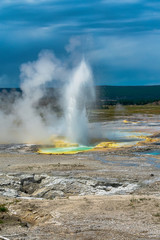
xmin=95 ymin=85 xmax=160 ymax=108
xmin=1 ymin=85 xmax=160 ymax=108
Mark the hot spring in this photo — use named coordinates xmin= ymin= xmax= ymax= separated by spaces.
xmin=37 ymin=57 xmax=152 ymax=155
xmin=0 ymin=50 xmax=152 ymax=153
xmin=38 ymin=124 xmax=151 ymax=155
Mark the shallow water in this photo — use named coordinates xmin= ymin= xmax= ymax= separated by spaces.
xmin=38 ymin=128 xmax=150 ymax=155
xmin=92 ymin=154 xmax=139 ymax=167
xmin=146 ymin=157 xmax=160 ymax=169
xmin=135 ymin=151 xmax=160 ymax=169
xmin=145 ymin=150 xmax=160 ymax=156
xmin=39 ymin=146 xmax=94 ymax=154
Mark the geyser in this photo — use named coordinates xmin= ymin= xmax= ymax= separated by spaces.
xmin=64 ymin=59 xmax=95 ymax=144
xmin=0 ymin=50 xmax=95 ymax=146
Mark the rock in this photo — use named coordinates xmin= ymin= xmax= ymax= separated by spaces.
xmin=0 ymin=188 xmax=18 ymax=197
xmin=32 ymin=187 xmax=50 ymax=198
xmin=33 ymin=186 xmax=64 ymax=199
xmin=43 ymin=190 xmax=64 ymax=199
xmin=0 ymin=179 xmax=12 ymax=186
xmin=20 ymin=183 xmax=39 ymax=195
xmin=34 ymin=174 xmax=46 ymax=183
xmin=0 ymin=173 xmax=138 ymax=199
xmin=20 ymin=174 xmax=45 ymax=195
xmin=20 ymin=174 xmax=34 ymax=184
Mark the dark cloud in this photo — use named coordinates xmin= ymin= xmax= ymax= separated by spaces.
xmin=0 ymin=0 xmax=160 ymax=86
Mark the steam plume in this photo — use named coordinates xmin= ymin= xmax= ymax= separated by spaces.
xmin=0 ymin=51 xmax=95 ymax=145
xmin=64 ymin=59 xmax=95 ymax=144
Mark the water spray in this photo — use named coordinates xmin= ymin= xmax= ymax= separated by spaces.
xmin=64 ymin=59 xmax=95 ymax=145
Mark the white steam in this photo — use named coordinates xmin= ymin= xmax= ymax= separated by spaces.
xmin=0 ymin=50 xmax=95 ymax=144
xmin=64 ymin=60 xmax=95 ymax=144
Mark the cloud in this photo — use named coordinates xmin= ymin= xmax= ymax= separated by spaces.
xmin=86 ymin=32 xmax=160 ymax=85
xmin=0 ymin=0 xmax=157 ymax=40
xmin=89 ymin=34 xmax=160 ymax=69
xmin=1 ymin=0 xmax=160 ymax=86
xmin=102 ymin=0 xmax=141 ymax=4
xmin=0 ymin=0 xmax=53 ymax=5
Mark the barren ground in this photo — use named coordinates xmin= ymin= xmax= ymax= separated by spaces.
xmin=0 ymin=113 xmax=160 ymax=239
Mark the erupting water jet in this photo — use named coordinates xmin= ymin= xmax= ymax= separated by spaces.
xmin=64 ymin=59 xmax=95 ymax=145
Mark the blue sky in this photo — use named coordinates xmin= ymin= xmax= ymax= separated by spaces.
xmin=0 ymin=0 xmax=160 ymax=87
